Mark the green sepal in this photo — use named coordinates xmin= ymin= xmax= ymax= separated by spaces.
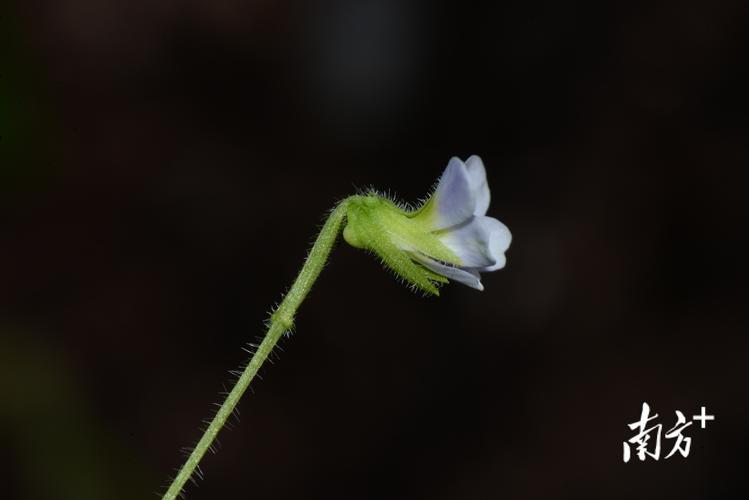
xmin=342 ymin=193 xmax=459 ymax=295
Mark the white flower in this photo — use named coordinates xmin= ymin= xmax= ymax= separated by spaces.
xmin=342 ymin=155 xmax=511 ymax=294
xmin=409 ymin=156 xmax=511 ymax=291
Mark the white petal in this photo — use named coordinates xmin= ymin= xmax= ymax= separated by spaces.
xmin=412 ymin=253 xmax=484 ymax=291
xmin=481 ymin=216 xmax=512 ymax=271
xmin=421 ymin=157 xmax=476 ymax=230
xmin=464 ymin=155 xmax=491 ymax=216
xmin=437 ymin=216 xmax=496 ymax=268
xmin=438 ymin=215 xmax=511 ymax=271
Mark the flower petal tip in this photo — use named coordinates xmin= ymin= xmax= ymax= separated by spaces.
xmin=464 ymin=155 xmax=491 ymax=216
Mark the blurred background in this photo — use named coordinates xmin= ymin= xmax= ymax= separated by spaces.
xmin=2 ymin=1 xmax=748 ymax=499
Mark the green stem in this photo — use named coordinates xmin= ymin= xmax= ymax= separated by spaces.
xmin=163 ymin=199 xmax=350 ymax=500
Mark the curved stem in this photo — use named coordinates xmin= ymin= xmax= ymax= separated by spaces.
xmin=163 ymin=199 xmax=350 ymax=500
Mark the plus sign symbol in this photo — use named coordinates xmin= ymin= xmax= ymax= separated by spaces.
xmin=692 ymin=406 xmax=715 ymax=429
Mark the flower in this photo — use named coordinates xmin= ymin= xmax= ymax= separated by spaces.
xmin=342 ymin=156 xmax=511 ymax=294
xmin=408 ymin=155 xmax=511 ymax=291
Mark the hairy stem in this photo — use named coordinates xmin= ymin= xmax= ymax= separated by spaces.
xmin=163 ymin=199 xmax=349 ymax=500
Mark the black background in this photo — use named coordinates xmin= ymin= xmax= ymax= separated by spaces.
xmin=2 ymin=1 xmax=748 ymax=499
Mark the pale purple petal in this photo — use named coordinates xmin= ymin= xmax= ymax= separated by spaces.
xmin=438 ymin=215 xmax=511 ymax=271
xmin=479 ymin=216 xmax=512 ymax=271
xmin=413 ymin=253 xmax=485 ymax=291
xmin=464 ymin=155 xmax=490 ymax=216
xmin=424 ymin=157 xmax=476 ymax=230
xmin=436 ymin=216 xmax=496 ymax=268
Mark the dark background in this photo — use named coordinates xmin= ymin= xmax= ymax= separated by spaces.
xmin=2 ymin=1 xmax=748 ymax=499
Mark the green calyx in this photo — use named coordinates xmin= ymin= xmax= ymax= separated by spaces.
xmin=341 ymin=194 xmax=460 ymax=296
